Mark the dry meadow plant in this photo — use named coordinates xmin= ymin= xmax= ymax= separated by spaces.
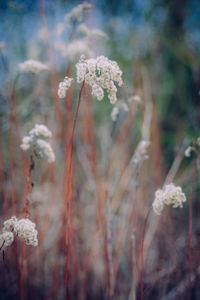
xmin=0 ymin=1 xmax=199 ymax=300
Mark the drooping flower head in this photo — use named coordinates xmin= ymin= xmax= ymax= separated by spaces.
xmin=152 ymin=183 xmax=186 ymax=215
xmin=76 ymin=55 xmax=123 ymax=104
xmin=20 ymin=124 xmax=55 ymax=163
xmin=58 ymin=76 xmax=74 ymax=99
xmin=1 ymin=216 xmax=38 ymax=247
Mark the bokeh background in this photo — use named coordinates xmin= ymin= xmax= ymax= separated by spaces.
xmin=0 ymin=0 xmax=200 ymax=299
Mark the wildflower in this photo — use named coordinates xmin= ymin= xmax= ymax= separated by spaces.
xmin=29 ymin=124 xmax=52 ymax=138
xmin=152 ymin=183 xmax=186 ymax=215
xmin=20 ymin=124 xmax=55 ymax=163
xmin=76 ymin=55 xmax=123 ymax=104
xmin=15 ymin=218 xmax=38 ymax=247
xmin=0 ymin=232 xmax=14 ymax=247
xmin=65 ymin=2 xmax=93 ymax=23
xmin=36 ymin=139 xmax=55 ymax=163
xmin=1 ymin=217 xmax=38 ymax=247
xmin=3 ymin=216 xmax=18 ymax=232
xmin=18 ymin=59 xmax=48 ymax=75
xmin=58 ymin=76 xmax=74 ymax=99
xmin=132 ymin=140 xmax=150 ymax=164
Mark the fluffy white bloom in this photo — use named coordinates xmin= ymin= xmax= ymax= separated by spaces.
xmin=0 ymin=232 xmax=14 ymax=247
xmin=76 ymin=55 xmax=123 ymax=104
xmin=20 ymin=136 xmax=33 ymax=151
xmin=1 ymin=217 xmax=38 ymax=247
xmin=91 ymin=84 xmax=104 ymax=101
xmin=152 ymin=191 xmax=165 ymax=215
xmin=152 ymin=183 xmax=187 ymax=215
xmin=65 ymin=2 xmax=93 ymax=22
xmin=20 ymin=124 xmax=55 ymax=163
xmin=29 ymin=124 xmax=52 ymax=138
xmin=37 ymin=139 xmax=55 ymax=163
xmin=58 ymin=76 xmax=74 ymax=99
xmin=18 ymin=59 xmax=48 ymax=74
xmin=3 ymin=216 xmax=18 ymax=232
xmin=132 ymin=140 xmax=150 ymax=164
xmin=15 ymin=218 xmax=38 ymax=247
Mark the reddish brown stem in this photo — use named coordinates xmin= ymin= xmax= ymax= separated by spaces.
xmin=20 ymin=241 xmax=25 ymax=300
xmin=20 ymin=157 xmax=34 ymax=300
xmin=140 ymin=206 xmax=152 ymax=300
xmin=8 ymin=74 xmax=19 ymax=215
xmin=188 ymin=158 xmax=197 ymax=299
xmin=0 ymin=120 xmax=9 ymax=216
xmin=65 ymin=82 xmax=85 ymax=299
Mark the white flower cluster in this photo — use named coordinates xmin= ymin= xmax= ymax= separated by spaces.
xmin=0 ymin=232 xmax=14 ymax=247
xmin=0 ymin=216 xmax=38 ymax=247
xmin=132 ymin=140 xmax=150 ymax=164
xmin=36 ymin=139 xmax=55 ymax=163
xmin=18 ymin=59 xmax=48 ymax=75
xmin=20 ymin=124 xmax=55 ymax=163
xmin=15 ymin=218 xmax=38 ymax=246
xmin=29 ymin=124 xmax=52 ymax=138
xmin=58 ymin=76 xmax=74 ymax=99
xmin=65 ymin=2 xmax=93 ymax=23
xmin=3 ymin=216 xmax=18 ymax=232
xmin=152 ymin=183 xmax=187 ymax=215
xmin=76 ymin=55 xmax=123 ymax=104
xmin=185 ymin=137 xmax=200 ymax=157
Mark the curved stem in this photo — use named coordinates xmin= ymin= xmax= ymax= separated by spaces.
xmin=65 ymin=82 xmax=85 ymax=299
xmin=140 ymin=206 xmax=152 ymax=300
xmin=188 ymin=158 xmax=197 ymax=299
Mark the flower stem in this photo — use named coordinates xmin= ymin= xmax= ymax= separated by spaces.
xmin=140 ymin=206 xmax=152 ymax=300
xmin=65 ymin=82 xmax=85 ymax=299
xmin=9 ymin=73 xmax=19 ymax=215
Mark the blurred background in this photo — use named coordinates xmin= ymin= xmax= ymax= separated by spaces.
xmin=0 ymin=0 xmax=200 ymax=299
